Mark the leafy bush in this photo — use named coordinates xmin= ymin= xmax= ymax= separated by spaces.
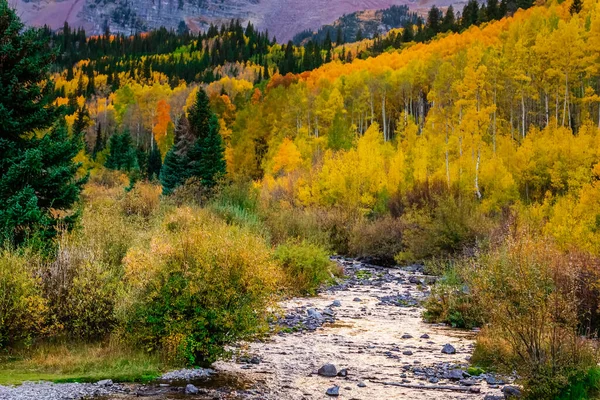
xmin=349 ymin=216 xmax=405 ymax=266
xmin=121 ymin=182 xmax=161 ymax=218
xmin=422 ymin=264 xmax=483 ymax=329
xmin=398 ymin=194 xmax=489 ymax=262
xmin=0 ymin=251 xmax=47 ymax=347
xmin=468 ymin=237 xmax=600 ymax=399
xmin=119 ymin=207 xmax=282 ymax=365
xmin=274 ymin=240 xmax=340 ymax=295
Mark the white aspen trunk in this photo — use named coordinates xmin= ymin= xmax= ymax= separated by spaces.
xmin=445 ymin=121 xmax=450 ymax=189
xmin=562 ymin=73 xmax=568 ymax=127
xmin=493 ymin=86 xmax=497 ymax=154
xmin=382 ymin=94 xmax=387 ymax=141
xmin=370 ymin=92 xmax=374 ymax=125
xmin=545 ymin=91 xmax=549 ymax=128
xmin=521 ymin=93 xmax=526 ymax=138
xmin=475 ymin=146 xmax=482 ymax=199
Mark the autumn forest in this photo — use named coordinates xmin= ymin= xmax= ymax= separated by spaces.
xmin=2 ymin=0 xmax=600 ymax=398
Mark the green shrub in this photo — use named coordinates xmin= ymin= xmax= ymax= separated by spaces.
xmin=119 ymin=207 xmax=282 ymax=366
xmin=274 ymin=240 xmax=340 ymax=295
xmin=422 ymin=265 xmax=483 ymax=329
xmin=0 ymin=251 xmax=47 ymax=347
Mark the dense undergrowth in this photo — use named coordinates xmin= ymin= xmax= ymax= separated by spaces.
xmin=0 ymin=172 xmax=339 ymax=382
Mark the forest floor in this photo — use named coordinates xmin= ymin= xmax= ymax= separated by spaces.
xmin=0 ymin=259 xmax=513 ymax=400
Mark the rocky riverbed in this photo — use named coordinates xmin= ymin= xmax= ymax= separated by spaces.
xmin=0 ymin=259 xmax=517 ymax=400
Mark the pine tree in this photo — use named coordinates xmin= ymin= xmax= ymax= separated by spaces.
xmin=355 ymin=28 xmax=363 ymax=42
xmin=148 ymin=145 xmax=162 ymax=181
xmin=187 ymin=88 xmax=212 ymax=139
xmin=187 ymin=114 xmax=226 ymax=188
xmin=0 ymin=0 xmax=85 ymax=245
xmin=105 ymin=131 xmax=139 ymax=172
xmin=92 ymin=122 xmax=104 ymax=160
xmin=72 ymin=106 xmax=89 ymax=151
xmin=160 ymin=115 xmax=191 ymax=195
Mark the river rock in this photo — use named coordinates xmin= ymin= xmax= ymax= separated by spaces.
xmin=96 ymin=379 xmax=113 ymax=387
xmin=357 ymin=381 xmax=367 ymax=388
xmin=441 ymin=343 xmax=456 ymax=354
xmin=318 ymin=364 xmax=338 ymax=377
xmin=420 ymin=334 xmax=430 ymax=339
xmin=326 ymin=386 xmax=340 ymax=396
xmin=337 ymin=368 xmax=348 ymax=377
xmin=185 ymin=384 xmax=199 ymax=395
xmin=331 ymin=300 xmax=341 ymax=307
xmin=503 ymin=386 xmax=522 ymax=398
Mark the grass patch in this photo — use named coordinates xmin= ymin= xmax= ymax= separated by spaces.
xmin=0 ymin=342 xmax=162 ymax=385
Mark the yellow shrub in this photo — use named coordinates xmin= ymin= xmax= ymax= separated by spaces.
xmin=0 ymin=251 xmax=47 ymax=347
xmin=119 ymin=206 xmax=283 ymax=365
xmin=121 ymin=182 xmax=162 ymax=218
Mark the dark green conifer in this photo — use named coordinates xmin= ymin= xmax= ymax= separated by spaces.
xmin=0 ymin=0 xmax=86 ymax=245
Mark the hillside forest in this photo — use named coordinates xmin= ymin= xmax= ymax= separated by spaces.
xmin=2 ymin=0 xmax=600 ymax=397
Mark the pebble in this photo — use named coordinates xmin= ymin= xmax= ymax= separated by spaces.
xmin=161 ymin=368 xmax=214 ymax=381
xmin=337 ymin=369 xmax=348 ymax=377
xmin=357 ymin=382 xmax=367 ymax=388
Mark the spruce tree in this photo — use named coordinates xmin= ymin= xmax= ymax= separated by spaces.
xmin=72 ymin=106 xmax=89 ymax=151
xmin=187 ymin=114 xmax=226 ymax=188
xmin=148 ymin=145 xmax=162 ymax=181
xmin=105 ymin=131 xmax=139 ymax=172
xmin=92 ymin=123 xmax=104 ymax=160
xmin=160 ymin=115 xmax=191 ymax=195
xmin=187 ymin=89 xmax=212 ymax=139
xmin=0 ymin=0 xmax=86 ymax=245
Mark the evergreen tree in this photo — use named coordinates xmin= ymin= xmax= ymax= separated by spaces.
xmin=148 ymin=145 xmax=162 ymax=181
xmin=336 ymin=26 xmax=344 ymax=45
xmin=160 ymin=116 xmax=191 ymax=195
xmin=0 ymin=0 xmax=85 ymax=245
xmin=401 ymin=22 xmax=415 ymax=42
xmin=72 ymin=106 xmax=89 ymax=151
xmin=187 ymin=88 xmax=212 ymax=139
xmin=187 ymin=114 xmax=226 ymax=188
xmin=92 ymin=123 xmax=104 ymax=160
xmin=355 ymin=28 xmax=363 ymax=42
xmin=442 ymin=6 xmax=457 ymax=32
xmin=105 ymin=131 xmax=139 ymax=172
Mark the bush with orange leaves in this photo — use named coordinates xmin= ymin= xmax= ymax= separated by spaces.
xmin=118 ymin=206 xmax=283 ymax=365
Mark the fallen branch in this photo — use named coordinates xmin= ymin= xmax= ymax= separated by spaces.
xmin=371 ymin=381 xmax=480 ymax=394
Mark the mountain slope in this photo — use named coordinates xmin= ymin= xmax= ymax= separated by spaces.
xmin=13 ymin=0 xmax=466 ymax=41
